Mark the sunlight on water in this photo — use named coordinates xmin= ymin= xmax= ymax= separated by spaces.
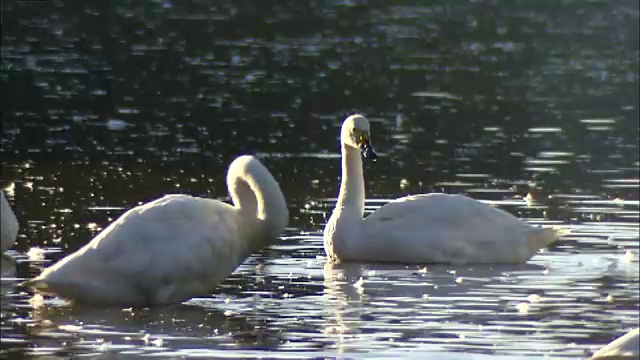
xmin=2 ymin=194 xmax=637 ymax=358
xmin=1 ymin=0 xmax=639 ymax=358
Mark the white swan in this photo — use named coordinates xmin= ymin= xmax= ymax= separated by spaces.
xmin=323 ymin=114 xmax=559 ymax=264
xmin=590 ymin=328 xmax=639 ymax=359
xmin=24 ymin=155 xmax=289 ymax=306
xmin=1 ymin=189 xmax=19 ymax=253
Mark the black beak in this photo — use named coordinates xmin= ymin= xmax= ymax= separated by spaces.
xmin=359 ymin=139 xmax=378 ymax=160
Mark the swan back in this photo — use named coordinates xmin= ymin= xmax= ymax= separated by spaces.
xmin=366 ymin=194 xmax=558 ymax=262
xmin=1 ymin=190 xmax=19 ymax=252
xmin=227 ymin=155 xmax=288 ymax=240
xmin=329 ymin=193 xmax=559 ymax=264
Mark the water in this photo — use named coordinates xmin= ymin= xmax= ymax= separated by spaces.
xmin=1 ymin=0 xmax=639 ymax=358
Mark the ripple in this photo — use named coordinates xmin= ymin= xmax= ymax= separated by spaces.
xmin=1 ymin=0 xmax=638 ymax=358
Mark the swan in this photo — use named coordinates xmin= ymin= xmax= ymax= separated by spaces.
xmin=323 ymin=114 xmax=559 ymax=264
xmin=590 ymin=328 xmax=639 ymax=359
xmin=24 ymin=155 xmax=289 ymax=306
xmin=1 ymin=189 xmax=19 ymax=253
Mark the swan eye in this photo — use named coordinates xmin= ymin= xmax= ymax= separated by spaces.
xmin=356 ymin=132 xmax=370 ymax=146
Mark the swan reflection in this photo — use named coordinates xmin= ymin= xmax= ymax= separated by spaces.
xmin=22 ymin=298 xmax=281 ymax=356
xmin=322 ymin=261 xmax=552 ymax=355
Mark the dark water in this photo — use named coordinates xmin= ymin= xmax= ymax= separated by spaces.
xmin=1 ymin=0 xmax=639 ymax=358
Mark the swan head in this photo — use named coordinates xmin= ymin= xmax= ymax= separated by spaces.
xmin=340 ymin=114 xmax=378 ymax=160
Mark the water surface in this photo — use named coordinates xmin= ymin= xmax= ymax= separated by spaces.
xmin=1 ymin=1 xmax=638 ymax=359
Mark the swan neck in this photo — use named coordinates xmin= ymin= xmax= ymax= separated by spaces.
xmin=227 ymin=161 xmax=288 ymax=246
xmin=336 ymin=144 xmax=365 ymax=216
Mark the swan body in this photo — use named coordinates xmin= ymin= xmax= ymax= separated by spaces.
xmin=1 ymin=189 xmax=19 ymax=253
xmin=591 ymin=328 xmax=639 ymax=359
xmin=25 ymin=155 xmax=288 ymax=306
xmin=323 ymin=114 xmax=559 ymax=264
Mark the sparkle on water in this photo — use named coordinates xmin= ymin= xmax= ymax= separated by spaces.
xmin=1 ymin=0 xmax=639 ymax=359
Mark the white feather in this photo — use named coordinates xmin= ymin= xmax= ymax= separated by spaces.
xmin=1 ymin=189 xmax=19 ymax=253
xmin=25 ymin=155 xmax=288 ymax=306
xmin=323 ymin=115 xmax=559 ymax=264
xmin=591 ymin=328 xmax=639 ymax=359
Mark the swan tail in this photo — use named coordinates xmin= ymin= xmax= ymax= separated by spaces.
xmin=526 ymin=227 xmax=560 ymax=250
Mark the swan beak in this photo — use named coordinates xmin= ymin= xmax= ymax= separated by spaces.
xmin=358 ymin=133 xmax=378 ymax=160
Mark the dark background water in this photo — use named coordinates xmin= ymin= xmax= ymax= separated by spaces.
xmin=1 ymin=0 xmax=639 ymax=358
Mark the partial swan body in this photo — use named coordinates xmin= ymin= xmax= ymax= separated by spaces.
xmin=591 ymin=328 xmax=639 ymax=359
xmin=25 ymin=155 xmax=289 ymax=306
xmin=1 ymin=189 xmax=19 ymax=253
xmin=323 ymin=114 xmax=559 ymax=264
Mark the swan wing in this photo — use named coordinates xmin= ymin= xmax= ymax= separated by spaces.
xmin=361 ymin=193 xmax=554 ymax=264
xmin=31 ymin=194 xmax=246 ymax=305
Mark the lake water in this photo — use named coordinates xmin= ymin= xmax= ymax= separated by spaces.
xmin=1 ymin=1 xmax=639 ymax=359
